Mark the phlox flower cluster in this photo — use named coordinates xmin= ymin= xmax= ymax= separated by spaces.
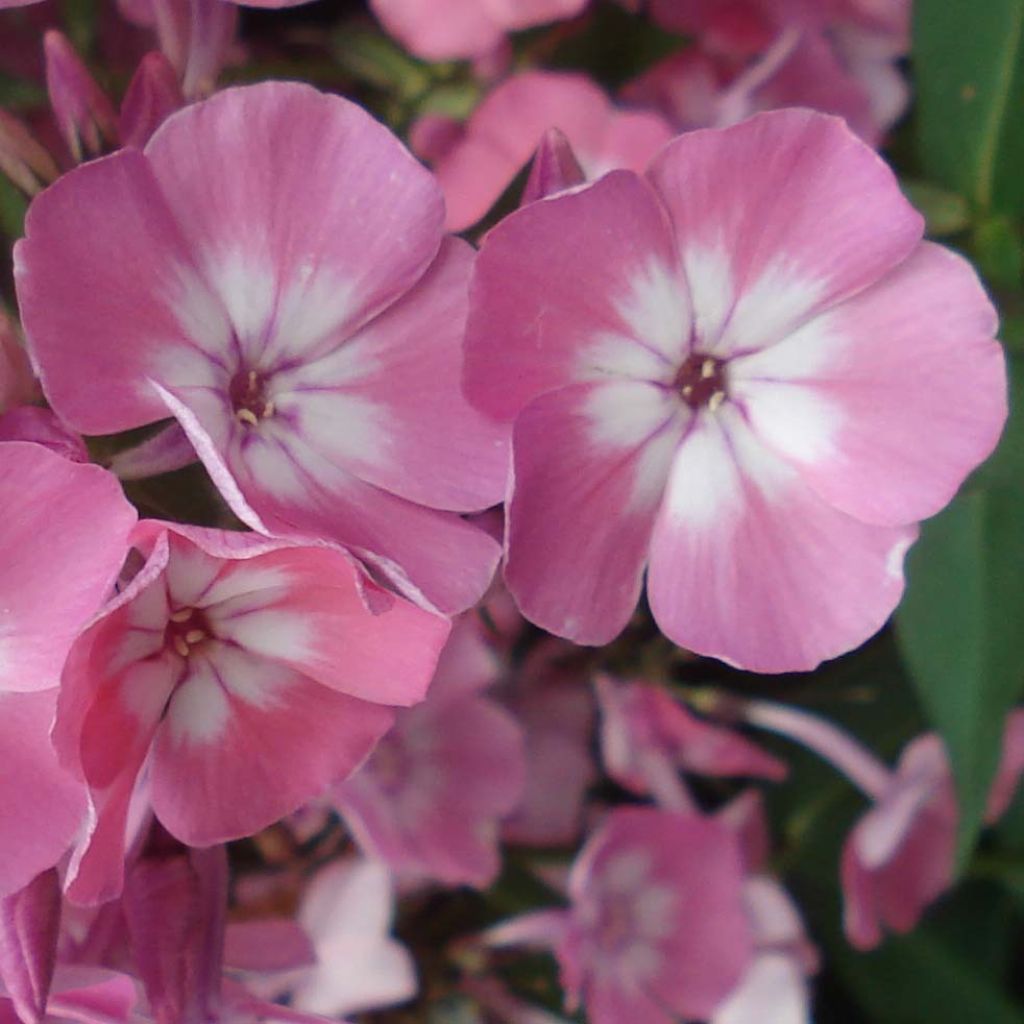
xmin=0 ymin=1 xmax=1017 ymax=1023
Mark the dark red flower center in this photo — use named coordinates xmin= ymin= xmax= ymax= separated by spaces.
xmin=674 ymin=353 xmax=727 ymax=411
xmin=229 ymin=368 xmax=275 ymax=426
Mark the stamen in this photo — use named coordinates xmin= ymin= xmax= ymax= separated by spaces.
xmin=236 ymin=408 xmax=259 ymax=427
xmin=172 ymin=635 xmax=190 ymax=658
xmin=170 ymin=608 xmax=192 ymax=623
xmin=184 ymin=629 xmax=206 ymax=645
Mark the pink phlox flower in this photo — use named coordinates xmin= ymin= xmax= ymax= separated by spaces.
xmin=17 ymin=81 xmax=509 ymax=614
xmin=464 ymin=108 xmax=1005 ymax=671
xmin=555 ymin=807 xmax=754 ymax=1022
xmin=333 ymin=614 xmax=526 ymax=887
xmin=410 ymin=71 xmax=674 ymax=231
xmin=368 ymin=0 xmax=590 ymax=62
xmin=842 ymin=709 xmax=1024 ymax=950
xmin=595 ymin=675 xmax=786 ymax=800
xmin=53 ymin=519 xmax=450 ymax=906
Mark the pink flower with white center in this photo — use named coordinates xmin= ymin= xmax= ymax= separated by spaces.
xmin=485 ymin=807 xmax=753 ymax=1023
xmin=53 ymin=520 xmax=450 ymax=905
xmin=369 ymin=0 xmax=589 ymax=61
xmin=411 ymin=71 xmax=674 ymax=231
xmin=333 ymin=614 xmax=526 ymax=887
xmin=17 ymin=81 xmax=509 ymax=614
xmin=465 ymin=109 xmax=1006 ymax=671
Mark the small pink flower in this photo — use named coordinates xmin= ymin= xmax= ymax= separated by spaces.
xmin=368 ymin=0 xmax=590 ymax=61
xmin=333 ymin=615 xmax=526 ymax=887
xmin=465 ymin=109 xmax=1005 ymax=671
xmin=18 ymin=81 xmax=508 ymax=614
xmin=842 ymin=711 xmax=1024 ymax=950
xmin=412 ymin=71 xmax=673 ymax=231
xmin=53 ymin=520 xmax=450 ymax=904
xmin=486 ymin=807 xmax=753 ymax=1023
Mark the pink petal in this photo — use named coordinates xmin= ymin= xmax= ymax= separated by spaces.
xmin=505 ymin=382 xmax=685 ymax=645
xmin=199 ymin=544 xmax=450 ymax=707
xmin=369 ymin=0 xmax=504 ymax=60
xmin=145 ymin=82 xmax=444 ymax=354
xmin=0 ymin=869 xmax=61 ymax=1024
xmin=15 ymin=150 xmax=213 ymax=434
xmin=150 ymin=655 xmax=395 ymax=845
xmin=985 ymin=708 xmax=1024 ymax=823
xmin=646 ymin=108 xmax=923 ymax=353
xmin=465 ymin=169 xmax=681 ymax=421
xmin=733 ymin=242 xmax=1005 ymax=526
xmin=646 ymin=407 xmax=917 ymax=671
xmin=0 ymin=442 xmax=136 ymax=692
xmin=305 ymin=238 xmax=509 ymax=512
xmin=0 ymin=690 xmax=87 ymax=898
xmin=224 ymin=921 xmax=315 ymax=975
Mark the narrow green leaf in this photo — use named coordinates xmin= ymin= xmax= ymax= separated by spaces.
xmin=914 ymin=0 xmax=1024 ymax=215
xmin=896 ymin=485 xmax=1024 ymax=863
xmin=973 ymin=215 xmax=1023 ymax=289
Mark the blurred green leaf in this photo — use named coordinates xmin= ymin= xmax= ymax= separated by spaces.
xmin=896 ymin=486 xmax=1024 ymax=864
xmin=973 ymin=215 xmax=1024 ymax=288
xmin=901 ymin=179 xmax=971 ymax=236
xmin=914 ymin=0 xmax=1024 ymax=216
xmin=0 ymin=174 xmax=27 ymax=241
xmin=973 ymin=350 xmax=1024 ymax=484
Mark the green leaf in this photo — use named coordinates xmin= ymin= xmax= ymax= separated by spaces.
xmin=973 ymin=215 xmax=1023 ymax=289
xmin=896 ymin=485 xmax=1024 ymax=864
xmin=901 ymin=179 xmax=971 ymax=237
xmin=914 ymin=0 xmax=1024 ymax=215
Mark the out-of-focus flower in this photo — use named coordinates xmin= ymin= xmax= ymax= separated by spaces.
xmin=287 ymin=858 xmax=416 ymax=1018
xmin=18 ymin=82 xmax=508 ymax=614
xmin=369 ymin=0 xmax=590 ymax=62
xmin=465 ymin=109 xmax=1005 ymax=671
xmin=334 ymin=615 xmax=526 ymax=887
xmin=53 ymin=520 xmax=449 ymax=904
xmin=595 ymin=675 xmax=786 ymax=805
xmin=636 ymin=0 xmax=909 ymax=144
xmin=411 ymin=71 xmax=673 ymax=231
xmin=485 ymin=807 xmax=753 ymax=1023
xmin=119 ymin=51 xmax=185 ymax=149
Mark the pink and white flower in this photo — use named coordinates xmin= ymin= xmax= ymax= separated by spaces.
xmin=53 ymin=520 xmax=450 ymax=905
xmin=485 ymin=807 xmax=753 ymax=1023
xmin=369 ymin=0 xmax=590 ymax=62
xmin=17 ymin=81 xmax=508 ymax=614
xmin=333 ymin=614 xmax=526 ymax=887
xmin=411 ymin=71 xmax=673 ymax=231
xmin=465 ymin=109 xmax=1006 ymax=671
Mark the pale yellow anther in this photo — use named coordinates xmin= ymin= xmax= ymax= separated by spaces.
xmin=172 ymin=635 xmax=190 ymax=658
xmin=708 ymin=391 xmax=725 ymax=413
xmin=236 ymin=408 xmax=259 ymax=427
xmin=184 ymin=629 xmax=206 ymax=645
xmin=700 ymin=358 xmax=717 ymax=379
xmin=170 ymin=608 xmax=192 ymax=623
xmin=263 ymin=400 xmax=276 ymax=418
xmin=681 ymin=384 xmax=693 ymax=398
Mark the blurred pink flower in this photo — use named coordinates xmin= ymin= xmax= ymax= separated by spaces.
xmin=369 ymin=0 xmax=590 ymax=61
xmin=465 ymin=109 xmax=1005 ymax=670
xmin=486 ymin=807 xmax=753 ymax=1023
xmin=18 ymin=82 xmax=508 ymax=614
xmin=334 ymin=615 xmax=526 ymax=887
xmin=412 ymin=70 xmax=673 ymax=231
xmin=53 ymin=520 xmax=449 ymax=904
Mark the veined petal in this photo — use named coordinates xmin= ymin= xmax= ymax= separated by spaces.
xmin=646 ymin=109 xmax=923 ymax=354
xmin=505 ymin=380 xmax=686 ymax=644
xmin=647 ymin=405 xmax=917 ymax=672
xmin=732 ymin=242 xmax=1005 ymax=526
xmin=465 ymin=170 xmax=684 ymax=422
xmin=150 ymin=657 xmax=394 ymax=846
